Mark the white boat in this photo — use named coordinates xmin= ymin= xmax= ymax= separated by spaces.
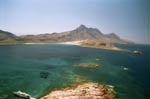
xmin=123 ymin=67 xmax=128 ymax=70
xmin=14 ymin=91 xmax=36 ymax=99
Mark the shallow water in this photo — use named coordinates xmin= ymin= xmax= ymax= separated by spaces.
xmin=0 ymin=44 xmax=149 ymax=99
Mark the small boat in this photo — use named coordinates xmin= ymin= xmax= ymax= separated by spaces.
xmin=14 ymin=91 xmax=36 ymax=99
xmin=123 ymin=67 xmax=128 ymax=70
xmin=121 ymin=66 xmax=128 ymax=70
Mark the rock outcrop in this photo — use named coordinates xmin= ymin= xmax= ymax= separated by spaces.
xmin=41 ymin=82 xmax=116 ymax=99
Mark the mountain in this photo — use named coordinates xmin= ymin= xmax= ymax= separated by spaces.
xmin=0 ymin=30 xmax=18 ymax=43
xmin=0 ymin=25 xmax=132 ymax=44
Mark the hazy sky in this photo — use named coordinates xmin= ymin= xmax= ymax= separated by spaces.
xmin=0 ymin=0 xmax=149 ymax=44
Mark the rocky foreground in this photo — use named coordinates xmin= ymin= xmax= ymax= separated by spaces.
xmin=40 ymin=82 xmax=115 ymax=99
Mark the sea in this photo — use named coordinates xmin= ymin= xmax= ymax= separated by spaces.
xmin=0 ymin=44 xmax=149 ymax=99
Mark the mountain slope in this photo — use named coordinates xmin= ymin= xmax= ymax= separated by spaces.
xmin=0 ymin=30 xmax=18 ymax=43
xmin=0 ymin=25 xmax=132 ymax=44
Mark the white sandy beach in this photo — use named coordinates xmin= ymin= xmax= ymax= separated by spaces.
xmin=58 ymin=40 xmax=85 ymax=45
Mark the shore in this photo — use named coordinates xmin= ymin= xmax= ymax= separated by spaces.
xmin=58 ymin=40 xmax=121 ymax=51
xmin=0 ymin=40 xmax=121 ymax=51
xmin=40 ymin=82 xmax=116 ymax=99
xmin=24 ymin=43 xmax=50 ymax=45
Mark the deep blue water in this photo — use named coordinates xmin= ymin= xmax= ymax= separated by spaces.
xmin=0 ymin=44 xmax=149 ymax=99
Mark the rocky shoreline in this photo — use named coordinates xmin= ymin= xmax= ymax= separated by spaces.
xmin=40 ymin=82 xmax=116 ymax=99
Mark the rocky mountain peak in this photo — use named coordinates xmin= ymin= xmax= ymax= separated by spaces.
xmin=78 ymin=24 xmax=87 ymax=29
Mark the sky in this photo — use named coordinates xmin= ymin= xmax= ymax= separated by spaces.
xmin=0 ymin=0 xmax=149 ymax=44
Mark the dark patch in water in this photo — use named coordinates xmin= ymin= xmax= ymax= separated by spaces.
xmin=40 ymin=72 xmax=49 ymax=79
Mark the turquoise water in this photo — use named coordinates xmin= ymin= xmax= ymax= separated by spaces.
xmin=0 ymin=44 xmax=149 ymax=99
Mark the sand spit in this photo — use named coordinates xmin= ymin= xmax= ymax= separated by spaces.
xmin=58 ymin=40 xmax=121 ymax=51
xmin=58 ymin=40 xmax=84 ymax=45
xmin=23 ymin=40 xmax=121 ymax=51
xmin=41 ymin=82 xmax=115 ymax=99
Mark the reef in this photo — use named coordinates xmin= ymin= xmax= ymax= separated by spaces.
xmin=74 ymin=63 xmax=100 ymax=67
xmin=40 ymin=72 xmax=49 ymax=79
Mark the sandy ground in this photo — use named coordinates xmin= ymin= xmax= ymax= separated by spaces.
xmin=58 ymin=40 xmax=84 ymax=45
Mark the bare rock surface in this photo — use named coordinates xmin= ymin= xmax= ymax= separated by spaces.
xmin=41 ymin=82 xmax=115 ymax=99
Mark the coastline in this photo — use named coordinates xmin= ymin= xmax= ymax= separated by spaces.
xmin=24 ymin=43 xmax=50 ymax=45
xmin=0 ymin=41 xmax=125 ymax=51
